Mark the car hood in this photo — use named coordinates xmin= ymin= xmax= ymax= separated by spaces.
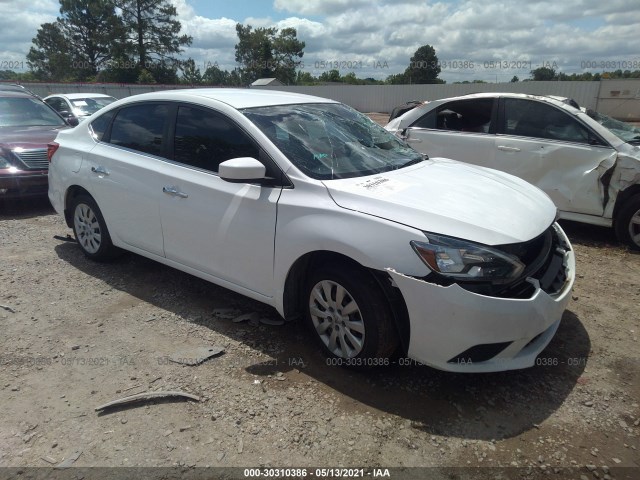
xmin=0 ymin=125 xmax=68 ymax=149
xmin=322 ymin=158 xmax=557 ymax=245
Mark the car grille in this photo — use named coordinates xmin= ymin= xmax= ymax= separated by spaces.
xmin=495 ymin=225 xmax=570 ymax=299
xmin=14 ymin=149 xmax=48 ymax=170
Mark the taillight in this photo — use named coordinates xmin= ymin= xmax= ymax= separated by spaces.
xmin=47 ymin=142 xmax=59 ymax=163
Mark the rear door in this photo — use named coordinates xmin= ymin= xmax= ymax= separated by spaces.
xmin=85 ymin=102 xmax=169 ymax=256
xmin=493 ymin=98 xmax=616 ymax=216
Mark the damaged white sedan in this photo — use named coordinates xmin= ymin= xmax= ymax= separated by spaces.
xmin=386 ymin=93 xmax=640 ymax=249
xmin=48 ymin=89 xmax=575 ymax=372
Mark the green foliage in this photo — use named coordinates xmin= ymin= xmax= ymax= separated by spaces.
xmin=27 ymin=21 xmax=75 ymax=81
xmin=530 ymin=66 xmax=557 ymax=81
xmin=510 ymin=75 xmax=519 ymax=82
xmin=27 ymin=0 xmax=190 ymax=82
xmin=27 ymin=1 xmax=125 ymax=81
xmin=114 ymin=0 xmax=192 ymax=67
xmin=180 ymin=58 xmax=202 ymax=84
xmin=403 ymin=45 xmax=442 ymax=84
xmin=235 ymin=24 xmax=304 ymax=85
xmin=136 ymin=68 xmax=156 ymax=84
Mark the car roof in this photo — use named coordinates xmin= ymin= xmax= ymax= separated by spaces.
xmin=0 ymin=90 xmax=37 ymax=98
xmin=45 ymin=93 xmax=115 ymax=100
xmin=116 ymin=88 xmax=337 ymax=109
xmin=432 ymin=92 xmax=574 ymax=108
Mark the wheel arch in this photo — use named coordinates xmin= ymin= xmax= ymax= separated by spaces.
xmin=282 ymin=250 xmax=410 ymax=355
xmin=63 ymin=185 xmax=93 ymax=228
xmin=612 ymin=183 xmax=640 ymax=225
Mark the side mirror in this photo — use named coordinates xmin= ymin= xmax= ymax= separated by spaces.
xmin=219 ymin=157 xmax=266 ymax=183
xmin=66 ymin=116 xmax=79 ymax=127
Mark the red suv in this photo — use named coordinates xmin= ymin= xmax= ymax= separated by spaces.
xmin=0 ymin=91 xmax=69 ymax=199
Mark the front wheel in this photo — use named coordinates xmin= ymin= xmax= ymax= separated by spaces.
xmin=304 ymin=264 xmax=398 ymax=366
xmin=614 ymin=194 xmax=640 ymax=250
xmin=70 ymin=195 xmax=118 ymax=260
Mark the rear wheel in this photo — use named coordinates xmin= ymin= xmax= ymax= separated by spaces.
xmin=304 ymin=264 xmax=398 ymax=366
xmin=614 ymin=194 xmax=640 ymax=250
xmin=70 ymin=195 xmax=118 ymax=260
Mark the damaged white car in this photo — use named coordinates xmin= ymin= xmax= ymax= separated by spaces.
xmin=48 ymin=89 xmax=575 ymax=372
xmin=386 ymin=93 xmax=640 ymax=249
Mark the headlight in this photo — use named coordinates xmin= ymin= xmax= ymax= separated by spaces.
xmin=411 ymin=233 xmax=525 ymax=284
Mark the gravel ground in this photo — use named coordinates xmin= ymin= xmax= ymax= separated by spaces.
xmin=0 ymin=143 xmax=639 ymax=479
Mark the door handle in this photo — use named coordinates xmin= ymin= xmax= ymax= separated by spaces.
xmin=91 ymin=166 xmax=109 ymax=175
xmin=404 ymin=137 xmax=422 ymax=143
xmin=162 ymin=186 xmax=188 ymax=198
xmin=497 ymin=145 xmax=521 ymax=152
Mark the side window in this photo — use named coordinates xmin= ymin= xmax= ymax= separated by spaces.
xmin=504 ymin=99 xmax=590 ymax=144
xmin=45 ymin=98 xmax=64 ymax=112
xmin=89 ymin=110 xmax=115 ymax=142
xmin=174 ymin=106 xmax=259 ymax=173
xmin=413 ymin=98 xmax=494 ymax=133
xmin=109 ymin=104 xmax=169 ymax=156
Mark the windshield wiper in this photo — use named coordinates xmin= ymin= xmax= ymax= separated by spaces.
xmin=399 ymin=156 xmax=425 ymax=169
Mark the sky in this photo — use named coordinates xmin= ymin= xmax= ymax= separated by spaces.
xmin=1 ymin=0 xmax=639 ymax=83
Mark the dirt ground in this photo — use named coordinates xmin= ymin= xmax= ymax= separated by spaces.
xmin=1 ymin=121 xmax=639 ymax=479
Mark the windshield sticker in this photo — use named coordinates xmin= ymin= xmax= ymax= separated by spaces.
xmin=72 ymin=100 xmax=88 ymax=106
xmin=355 ymin=176 xmax=410 ymax=196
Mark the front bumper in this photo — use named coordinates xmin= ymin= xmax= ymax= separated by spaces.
xmin=0 ymin=171 xmax=48 ymax=199
xmin=389 ymin=225 xmax=576 ymax=373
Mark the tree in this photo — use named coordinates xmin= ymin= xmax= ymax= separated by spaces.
xmin=27 ymin=1 xmax=125 ymax=81
xmin=27 ymin=22 xmax=73 ymax=80
xmin=510 ymin=75 xmax=519 ymax=82
xmin=385 ymin=72 xmax=407 ymax=84
xmin=530 ymin=66 xmax=557 ymax=81
xmin=202 ymin=63 xmax=229 ymax=85
xmin=403 ymin=45 xmax=442 ymax=84
xmin=235 ymin=24 xmax=305 ymax=85
xmin=318 ymin=69 xmax=341 ymax=83
xmin=181 ymin=58 xmax=202 ymax=84
xmin=114 ymin=0 xmax=192 ymax=69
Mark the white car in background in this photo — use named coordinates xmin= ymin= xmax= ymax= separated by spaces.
xmin=48 ymin=89 xmax=575 ymax=372
xmin=43 ymin=93 xmax=117 ymax=124
xmin=386 ymin=93 xmax=640 ymax=249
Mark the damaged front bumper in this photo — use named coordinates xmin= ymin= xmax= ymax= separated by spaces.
xmin=388 ymin=225 xmax=576 ymax=373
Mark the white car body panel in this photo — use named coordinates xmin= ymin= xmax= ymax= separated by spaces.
xmin=48 ymin=88 xmax=577 ymax=373
xmin=323 ymin=158 xmax=556 ymax=245
xmin=386 ymin=92 xmax=640 ymax=227
xmin=158 ymin=165 xmax=280 ymax=296
xmin=85 ymin=143 xmax=165 ymax=256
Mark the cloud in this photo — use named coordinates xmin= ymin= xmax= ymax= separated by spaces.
xmin=1 ymin=0 xmax=637 ymax=83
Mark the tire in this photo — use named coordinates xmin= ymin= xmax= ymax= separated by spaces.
xmin=70 ymin=195 xmax=118 ymax=260
xmin=614 ymin=194 xmax=640 ymax=250
xmin=304 ymin=264 xmax=399 ymax=366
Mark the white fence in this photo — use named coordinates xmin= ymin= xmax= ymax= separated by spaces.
xmin=14 ymin=79 xmax=640 ymax=120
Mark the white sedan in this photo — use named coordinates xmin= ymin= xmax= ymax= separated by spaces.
xmin=43 ymin=93 xmax=117 ymax=124
xmin=386 ymin=92 xmax=640 ymax=249
xmin=48 ymin=89 xmax=575 ymax=372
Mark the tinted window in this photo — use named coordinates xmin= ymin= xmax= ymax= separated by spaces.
xmin=504 ymin=99 xmax=590 ymax=144
xmin=90 ymin=110 xmax=116 ymax=141
xmin=174 ymin=106 xmax=259 ymax=172
xmin=109 ymin=104 xmax=168 ymax=156
xmin=413 ymin=98 xmax=494 ymax=133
